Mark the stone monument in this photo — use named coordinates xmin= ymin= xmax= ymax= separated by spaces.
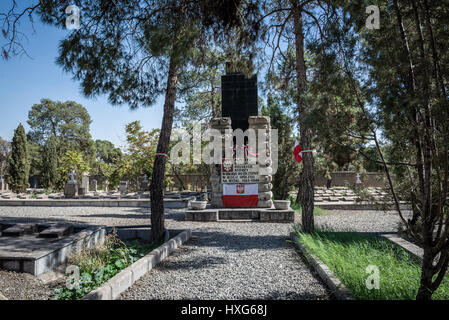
xmin=64 ymin=170 xmax=78 ymax=198
xmin=141 ymin=174 xmax=149 ymax=192
xmin=185 ymin=66 xmax=293 ymax=222
xmin=209 ymin=69 xmax=273 ymax=209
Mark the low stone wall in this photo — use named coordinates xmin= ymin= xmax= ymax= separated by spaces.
xmin=170 ymin=171 xmax=386 ymax=191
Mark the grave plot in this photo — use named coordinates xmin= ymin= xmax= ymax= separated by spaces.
xmin=0 ymin=222 xmax=105 ymax=276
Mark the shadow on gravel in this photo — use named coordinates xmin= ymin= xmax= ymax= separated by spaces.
xmin=245 ymin=290 xmax=329 ymax=300
xmin=190 ymin=230 xmax=289 ymax=251
xmin=0 ymin=215 xmax=91 ymax=226
xmin=75 ymin=212 xmax=151 ymax=220
xmin=156 ymin=254 xmax=228 ymax=271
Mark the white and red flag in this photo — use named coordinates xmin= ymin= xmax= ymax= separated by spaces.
xmin=223 ymin=184 xmax=258 ymax=207
xmin=293 ymin=140 xmax=315 ymax=163
xmin=293 ymin=140 xmax=303 ymax=163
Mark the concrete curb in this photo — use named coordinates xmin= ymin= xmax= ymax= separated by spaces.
xmin=290 ymin=232 xmax=355 ymax=300
xmin=0 ymin=198 xmax=193 ymax=209
xmin=314 ymin=202 xmax=410 ymax=211
xmin=381 ymin=234 xmax=423 ymax=261
xmin=81 ymin=229 xmax=192 ymax=300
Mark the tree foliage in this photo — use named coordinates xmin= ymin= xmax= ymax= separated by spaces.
xmin=0 ymin=137 xmax=10 ymax=177
xmin=27 ymin=98 xmax=96 ymax=165
xmin=40 ymin=135 xmax=59 ymax=189
xmin=58 ymin=150 xmax=90 ymax=184
xmin=7 ymin=124 xmax=29 ymax=193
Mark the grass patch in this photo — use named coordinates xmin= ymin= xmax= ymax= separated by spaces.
xmin=288 ymin=195 xmax=327 ymax=216
xmin=54 ymin=232 xmax=159 ymax=300
xmin=294 ymin=229 xmax=449 ymax=300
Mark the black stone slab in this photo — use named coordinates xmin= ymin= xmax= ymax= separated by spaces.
xmin=38 ymin=224 xmax=74 ymax=239
xmin=221 ymin=73 xmax=258 ymax=131
xmin=2 ymin=224 xmax=37 ymax=237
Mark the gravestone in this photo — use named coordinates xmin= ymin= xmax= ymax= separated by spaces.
xmin=141 ymin=174 xmax=149 ymax=191
xmin=82 ymin=175 xmax=89 ymax=192
xmin=64 ymin=171 xmax=78 ymax=198
xmin=0 ymin=175 xmax=4 ymax=191
xmin=90 ymin=179 xmax=98 ymax=192
xmin=209 ymin=69 xmax=273 ymax=208
xmin=119 ymin=181 xmax=129 ymax=194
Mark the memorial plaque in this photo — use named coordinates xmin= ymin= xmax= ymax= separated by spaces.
xmin=221 ymin=158 xmax=260 ymax=184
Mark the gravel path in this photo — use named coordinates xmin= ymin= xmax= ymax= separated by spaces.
xmin=120 ymin=222 xmax=330 ymax=300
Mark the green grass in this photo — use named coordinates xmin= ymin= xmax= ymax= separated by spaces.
xmin=288 ymin=196 xmax=327 ymax=216
xmin=294 ymin=229 xmax=449 ymax=300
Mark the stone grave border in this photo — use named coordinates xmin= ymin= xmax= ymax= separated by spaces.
xmin=290 ymin=232 xmax=355 ymax=300
xmin=82 ymin=229 xmax=192 ymax=300
xmin=0 ymin=225 xmax=106 ymax=276
xmin=0 ymin=197 xmax=195 ymax=209
xmin=381 ymin=233 xmax=423 ymax=261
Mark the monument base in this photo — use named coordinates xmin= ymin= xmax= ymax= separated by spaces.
xmin=185 ymin=207 xmax=295 ymax=223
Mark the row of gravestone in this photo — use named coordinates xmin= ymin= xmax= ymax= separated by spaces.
xmin=64 ymin=172 xmax=150 ymax=199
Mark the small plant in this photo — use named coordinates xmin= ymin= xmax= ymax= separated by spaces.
xmin=53 ymin=232 xmax=158 ymax=300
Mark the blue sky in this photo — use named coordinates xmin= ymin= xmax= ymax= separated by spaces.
xmin=0 ymin=3 xmax=164 ymax=148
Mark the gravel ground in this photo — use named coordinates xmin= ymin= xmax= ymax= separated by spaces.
xmin=0 ymin=270 xmax=63 ymax=300
xmin=0 ymin=206 xmax=404 ymax=300
xmin=120 ymin=221 xmax=330 ymax=300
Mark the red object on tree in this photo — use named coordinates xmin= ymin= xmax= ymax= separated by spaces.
xmin=293 ymin=140 xmax=303 ymax=163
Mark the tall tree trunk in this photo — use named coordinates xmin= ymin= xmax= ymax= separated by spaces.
xmin=411 ymin=0 xmax=437 ymax=300
xmin=150 ymin=57 xmax=179 ymax=242
xmin=292 ymin=1 xmax=314 ymax=233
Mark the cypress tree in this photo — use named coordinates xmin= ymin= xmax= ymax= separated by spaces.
xmin=8 ymin=124 xmax=29 ymax=193
xmin=40 ymin=135 xmax=58 ymax=189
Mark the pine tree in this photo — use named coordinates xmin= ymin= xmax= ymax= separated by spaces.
xmin=40 ymin=135 xmax=58 ymax=189
xmin=8 ymin=124 xmax=29 ymax=193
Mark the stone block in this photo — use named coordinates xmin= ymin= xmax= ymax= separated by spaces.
xmin=78 ymin=187 xmax=87 ymax=196
xmin=2 ymin=260 xmax=20 ymax=271
xmin=248 ymin=116 xmax=270 ymax=126
xmin=258 ymin=183 xmax=272 ymax=192
xmin=119 ymin=181 xmax=128 ymax=194
xmin=82 ymin=176 xmax=89 ymax=192
xmin=64 ymin=182 xmax=78 ymax=199
xmin=39 ymin=224 xmax=74 ymax=239
xmin=259 ymin=175 xmax=272 ymax=184
xmin=90 ymin=179 xmax=98 ymax=192
xmin=258 ymin=200 xmax=273 ymax=208
xmin=82 ymin=284 xmax=112 ymax=300
xmin=108 ymin=269 xmax=133 ymax=300
xmin=258 ymin=192 xmax=273 ymax=201
xmin=129 ymin=258 xmax=149 ymax=282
